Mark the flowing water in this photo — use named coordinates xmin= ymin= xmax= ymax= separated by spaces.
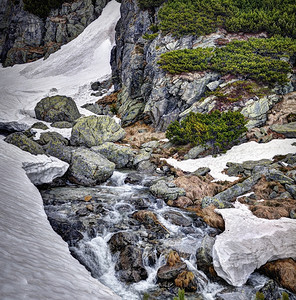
xmin=40 ymin=170 xmax=293 ymax=300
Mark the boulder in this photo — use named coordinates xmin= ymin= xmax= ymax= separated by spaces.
xmin=69 ymin=149 xmax=115 ymax=186
xmin=133 ymin=149 xmax=152 ymax=165
xmin=70 ymin=115 xmax=125 ymax=147
xmin=30 ymin=122 xmax=49 ymax=130
xmin=91 ymin=142 xmax=135 ymax=168
xmin=150 ymin=180 xmax=186 ymax=201
xmin=108 ymin=232 xmax=138 ymax=253
xmin=43 ymin=144 xmax=74 ymax=163
xmin=212 ymin=202 xmax=296 ymax=286
xmin=51 ymin=121 xmax=73 ymax=128
xmin=38 ymin=131 xmax=69 ymax=146
xmin=270 ymin=122 xmax=296 ymax=138
xmin=285 ymin=184 xmax=296 ymax=199
xmin=192 ymin=167 xmax=210 ymax=176
xmin=4 ymin=132 xmax=45 ymax=155
xmin=115 ymin=245 xmax=148 ymax=283
xmin=35 ymin=95 xmax=81 ymax=122
xmin=184 ymin=145 xmax=207 ymax=159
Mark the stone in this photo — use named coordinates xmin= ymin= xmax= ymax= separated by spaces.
xmin=285 ymin=184 xmax=296 ymax=199
xmin=270 ymin=122 xmax=296 ymax=138
xmin=257 ymin=280 xmax=281 ymax=300
xmin=30 ymin=122 xmax=49 ymax=130
xmin=43 ymin=144 xmax=74 ymax=163
xmin=201 ymin=196 xmax=232 ymax=209
xmin=149 ymin=180 xmax=186 ymax=201
xmin=116 ymin=245 xmax=148 ymax=283
xmin=38 ymin=131 xmax=68 ymax=146
xmin=4 ymin=132 xmax=45 ymax=155
xmin=69 ymin=148 xmax=115 ymax=186
xmin=267 ymin=169 xmax=294 ymax=185
xmin=91 ymin=142 xmax=135 ymax=168
xmin=51 ymin=121 xmax=73 ymax=128
xmin=133 ymin=149 xmax=151 ymax=165
xmin=184 ymin=145 xmax=207 ymax=159
xmin=193 ymin=167 xmax=210 ymax=176
xmin=161 ymin=211 xmax=192 ymax=227
xmin=157 ymin=262 xmax=187 ymax=282
xmin=35 ymin=95 xmax=81 ymax=122
xmin=260 ymin=259 xmax=296 ymax=294
xmin=70 ymin=115 xmax=126 ymax=147
xmin=108 ymin=232 xmax=138 ymax=253
xmin=137 ymin=160 xmax=156 ymax=174
xmin=212 ymin=202 xmax=296 ymax=286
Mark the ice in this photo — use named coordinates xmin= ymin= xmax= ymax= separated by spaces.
xmin=165 ymin=139 xmax=296 ymax=181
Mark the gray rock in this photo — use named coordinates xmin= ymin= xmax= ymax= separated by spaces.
xmin=196 ymin=235 xmax=215 ymax=276
xmin=30 ymin=122 xmax=49 ymax=130
xmin=267 ymin=169 xmax=294 ymax=185
xmin=226 ymin=162 xmax=245 ymax=177
xmin=149 ymin=180 xmax=185 ymax=201
xmin=91 ymin=142 xmax=135 ymax=168
xmin=141 ymin=140 xmax=159 ymax=150
xmin=270 ymin=122 xmax=296 ymax=138
xmin=133 ymin=149 xmax=151 ymax=165
xmin=70 ymin=115 xmax=126 ymax=147
xmin=137 ymin=160 xmax=156 ymax=174
xmin=193 ymin=167 xmax=210 ymax=176
xmin=38 ymin=131 xmax=68 ymax=146
xmin=69 ymin=148 xmax=115 ymax=186
xmin=4 ymin=132 xmax=44 ymax=155
xmin=285 ymin=185 xmax=296 ymax=199
xmin=51 ymin=121 xmax=73 ymax=128
xmin=35 ymin=95 xmax=81 ymax=122
xmin=43 ymin=144 xmax=74 ymax=163
xmin=184 ymin=145 xmax=207 ymax=159
xmin=108 ymin=232 xmax=138 ymax=253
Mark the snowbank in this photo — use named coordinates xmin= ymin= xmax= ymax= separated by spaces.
xmin=165 ymin=139 xmax=296 ymax=181
xmin=0 ymin=0 xmax=121 ymax=131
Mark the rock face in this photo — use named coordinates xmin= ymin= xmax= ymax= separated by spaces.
xmin=35 ymin=95 xmax=81 ymax=122
xmin=0 ymin=0 xmax=110 ymax=66
xmin=70 ymin=115 xmax=125 ymax=147
xmin=212 ymin=202 xmax=296 ymax=286
xmin=69 ymin=148 xmax=115 ymax=186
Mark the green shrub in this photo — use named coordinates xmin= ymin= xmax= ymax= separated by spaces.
xmin=157 ymin=0 xmax=296 ymax=38
xmin=255 ymin=292 xmax=265 ymax=300
xmin=143 ymin=33 xmax=159 ymax=40
xmin=173 ymin=289 xmax=186 ymax=300
xmin=158 ymin=37 xmax=296 ymax=86
xmin=166 ymin=110 xmax=247 ymax=154
xmin=137 ymin=0 xmax=165 ymax=9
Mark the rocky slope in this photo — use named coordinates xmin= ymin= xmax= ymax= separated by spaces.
xmin=0 ymin=0 xmax=109 ymax=66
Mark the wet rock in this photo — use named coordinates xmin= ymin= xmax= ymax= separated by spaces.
xmin=38 ymin=131 xmax=68 ymax=146
xmin=132 ymin=210 xmax=168 ymax=233
xmin=196 ymin=235 xmax=216 ymax=278
xmin=162 ymin=211 xmax=192 ymax=227
xmin=91 ymin=142 xmax=135 ymax=168
xmin=51 ymin=121 xmax=73 ymax=128
xmin=213 ymin=202 xmax=296 ymax=286
xmin=91 ymin=81 xmax=101 ymax=91
xmin=35 ymin=95 xmax=81 ymax=122
xmin=150 ymin=180 xmax=186 ymax=201
xmin=175 ymin=271 xmax=197 ymax=292
xmin=116 ymin=245 xmax=148 ymax=283
xmin=4 ymin=132 xmax=45 ymax=155
xmin=169 ymin=196 xmax=194 ymax=208
xmin=70 ymin=115 xmax=125 ymax=147
xmin=270 ymin=122 xmax=296 ymax=138
xmin=69 ymin=148 xmax=115 ymax=186
xmin=257 ymin=280 xmax=281 ymax=300
xmin=260 ymin=259 xmax=296 ymax=294
xmin=108 ymin=232 xmax=138 ymax=253
xmin=124 ymin=173 xmax=144 ymax=185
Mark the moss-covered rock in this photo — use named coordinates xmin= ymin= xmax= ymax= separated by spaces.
xmin=34 ymin=95 xmax=81 ymax=122
xmin=4 ymin=132 xmax=45 ymax=155
xmin=51 ymin=121 xmax=73 ymax=128
xmin=38 ymin=131 xmax=69 ymax=146
xmin=70 ymin=115 xmax=126 ymax=147
xmin=91 ymin=142 xmax=135 ymax=168
xmin=30 ymin=122 xmax=49 ymax=130
xmin=69 ymin=148 xmax=115 ymax=186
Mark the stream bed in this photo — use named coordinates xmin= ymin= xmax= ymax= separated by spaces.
xmin=39 ymin=170 xmax=293 ymax=300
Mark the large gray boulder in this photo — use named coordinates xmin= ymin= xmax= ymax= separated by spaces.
xmin=35 ymin=95 xmax=81 ymax=122
xmin=213 ymin=202 xmax=296 ymax=286
xmin=69 ymin=148 xmax=115 ymax=186
xmin=91 ymin=142 xmax=135 ymax=168
xmin=70 ymin=115 xmax=126 ymax=147
xmin=4 ymin=132 xmax=45 ymax=155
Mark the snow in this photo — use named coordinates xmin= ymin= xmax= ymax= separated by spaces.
xmin=213 ymin=202 xmax=296 ymax=286
xmin=0 ymin=1 xmax=121 ymax=299
xmin=0 ymin=0 xmax=121 ymax=132
xmin=165 ymin=139 xmax=296 ymax=181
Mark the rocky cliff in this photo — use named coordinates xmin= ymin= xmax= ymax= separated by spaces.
xmin=0 ymin=0 xmax=109 ymax=66
xmin=111 ymin=0 xmax=296 ymax=131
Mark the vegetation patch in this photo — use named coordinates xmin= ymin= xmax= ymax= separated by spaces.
xmin=157 ymin=0 xmax=296 ymax=38
xmin=166 ymin=110 xmax=247 ymax=154
xmin=158 ymin=37 xmax=296 ymax=86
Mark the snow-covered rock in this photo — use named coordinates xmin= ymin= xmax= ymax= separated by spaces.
xmin=22 ymin=155 xmax=69 ymax=185
xmin=212 ymin=202 xmax=296 ymax=286
xmin=0 ymin=139 xmax=120 ymax=299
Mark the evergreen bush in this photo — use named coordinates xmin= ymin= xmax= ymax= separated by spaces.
xmin=166 ymin=110 xmax=247 ymax=154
